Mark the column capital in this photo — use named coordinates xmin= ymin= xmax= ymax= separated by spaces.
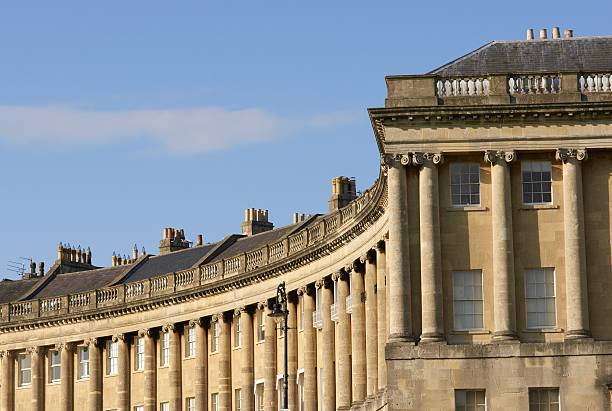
xmin=188 ymin=318 xmax=203 ymax=328
xmin=137 ymin=329 xmax=154 ymax=339
xmin=161 ymin=323 xmax=176 ymax=333
xmin=359 ymin=249 xmax=376 ymax=264
xmin=55 ymin=342 xmax=76 ymax=352
xmin=112 ymin=333 xmax=128 ymax=343
xmin=375 ymin=239 xmax=386 ymax=252
xmin=297 ymin=284 xmax=315 ymax=296
xmin=26 ymin=346 xmax=41 ymax=355
xmin=484 ymin=150 xmax=516 ymax=164
xmin=0 ymin=350 xmax=11 ymax=359
xmin=412 ymin=152 xmax=444 ymax=167
xmin=315 ymin=277 xmax=333 ymax=290
xmin=381 ymin=153 xmax=411 ymax=168
xmin=332 ymin=270 xmax=349 ymax=282
xmin=349 ymin=258 xmax=365 ymax=274
xmin=556 ymin=148 xmax=588 ymax=163
xmin=234 ymin=306 xmax=250 ymax=317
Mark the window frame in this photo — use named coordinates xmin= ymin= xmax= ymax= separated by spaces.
xmin=18 ymin=352 xmax=32 ymax=387
xmin=234 ymin=315 xmax=242 ymax=348
xmin=257 ymin=309 xmax=265 ymax=342
xmin=159 ymin=402 xmax=169 ymax=411
xmin=48 ymin=349 xmax=61 ymax=383
xmin=134 ymin=337 xmax=145 ymax=371
xmin=185 ymin=327 xmax=196 ymax=358
xmin=235 ymin=388 xmax=242 ymax=411
xmin=211 ymin=392 xmax=219 ymax=411
xmin=521 ymin=160 xmax=553 ymax=205
xmin=452 ymin=270 xmax=485 ymax=331
xmin=525 ymin=268 xmax=557 ymax=330
xmin=160 ymin=332 xmax=170 ymax=367
xmin=299 ymin=296 xmax=304 ymax=332
xmin=255 ymin=382 xmax=264 ymax=411
xmin=107 ymin=341 xmax=118 ymax=376
xmin=185 ymin=397 xmax=195 ymax=411
xmin=528 ymin=387 xmax=560 ymax=410
xmin=78 ymin=346 xmax=90 ymax=379
xmin=211 ymin=321 xmax=220 ymax=353
xmin=454 ymin=389 xmax=487 ymax=411
xmin=450 ymin=162 xmax=481 ymax=207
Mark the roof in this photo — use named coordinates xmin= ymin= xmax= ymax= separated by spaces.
xmin=429 ymin=36 xmax=612 ymax=76
xmin=32 ymin=266 xmax=127 ymax=298
xmin=0 ymin=278 xmax=40 ymax=303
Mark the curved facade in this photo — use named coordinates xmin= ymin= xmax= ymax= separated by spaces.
xmin=2 ymin=31 xmax=612 ymax=411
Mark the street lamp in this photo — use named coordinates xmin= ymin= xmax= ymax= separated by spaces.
xmin=268 ymin=281 xmax=289 ymax=411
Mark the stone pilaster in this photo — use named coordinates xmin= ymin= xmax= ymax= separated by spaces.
xmin=190 ymin=319 xmax=208 ymax=411
xmin=57 ymin=343 xmax=75 ymax=411
xmin=287 ymin=292 xmax=298 ymax=411
xmin=28 ymin=346 xmax=43 ymax=411
xmin=0 ymin=350 xmax=14 ymax=411
xmin=362 ymin=251 xmax=378 ymax=399
xmin=262 ymin=300 xmax=276 ymax=411
xmin=350 ymin=262 xmax=367 ymax=405
xmin=383 ymin=154 xmax=413 ymax=341
xmin=163 ymin=323 xmax=182 ymax=411
xmin=485 ymin=150 xmax=518 ymax=341
xmin=333 ymin=270 xmax=351 ymax=410
xmin=413 ymin=152 xmax=445 ymax=342
xmin=139 ymin=329 xmax=157 ymax=411
xmin=299 ymin=285 xmax=317 ymax=411
xmin=236 ymin=307 xmax=254 ymax=411
xmin=85 ymin=338 xmax=102 ymax=411
xmin=215 ymin=313 xmax=232 ymax=411
xmin=320 ymin=277 xmax=336 ymax=410
xmin=556 ymin=148 xmax=590 ymax=339
xmin=375 ymin=241 xmax=387 ymax=392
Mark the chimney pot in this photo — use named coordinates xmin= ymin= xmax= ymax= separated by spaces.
xmin=526 ymin=28 xmax=534 ymax=40
xmin=552 ymin=27 xmax=561 ymax=39
xmin=539 ymin=28 xmax=548 ymax=40
xmin=564 ymin=29 xmax=573 ymax=38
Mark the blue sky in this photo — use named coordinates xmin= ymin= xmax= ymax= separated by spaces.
xmin=0 ymin=1 xmax=610 ymax=278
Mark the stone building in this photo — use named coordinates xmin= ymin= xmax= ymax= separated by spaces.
xmin=0 ymin=28 xmax=611 ymax=411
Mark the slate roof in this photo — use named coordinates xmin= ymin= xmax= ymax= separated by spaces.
xmin=429 ymin=37 xmax=612 ymax=76
xmin=32 ymin=266 xmax=127 ymax=299
xmin=0 ymin=278 xmax=40 ymax=303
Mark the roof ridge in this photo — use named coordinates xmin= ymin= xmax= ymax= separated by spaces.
xmin=428 ymin=41 xmax=495 ymax=75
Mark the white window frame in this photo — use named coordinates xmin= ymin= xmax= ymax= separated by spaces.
xmin=452 ymin=270 xmax=485 ymax=331
xmin=276 ymin=374 xmax=285 ymax=410
xmin=299 ymin=297 xmax=304 ymax=332
xmin=211 ymin=321 xmax=220 ymax=353
xmin=257 ymin=309 xmax=265 ymax=342
xmin=134 ymin=406 xmax=144 ymax=411
xmin=18 ymin=353 xmax=32 ymax=386
xmin=254 ymin=381 xmax=264 ymax=411
xmin=525 ymin=268 xmax=557 ymax=330
xmin=78 ymin=346 xmax=90 ymax=379
xmin=296 ymin=369 xmax=304 ymax=411
xmin=160 ymin=402 xmax=169 ymax=411
xmin=235 ymin=388 xmax=242 ymax=411
xmin=160 ymin=332 xmax=170 ymax=367
xmin=450 ymin=162 xmax=481 ymax=207
xmin=107 ymin=341 xmax=118 ymax=376
xmin=211 ymin=392 xmax=219 ymax=411
xmin=49 ymin=349 xmax=61 ymax=383
xmin=185 ymin=397 xmax=195 ymax=411
xmin=135 ymin=337 xmax=145 ymax=371
xmin=521 ymin=160 xmax=553 ymax=205
xmin=185 ymin=327 xmax=196 ymax=358
xmin=234 ymin=316 xmax=242 ymax=348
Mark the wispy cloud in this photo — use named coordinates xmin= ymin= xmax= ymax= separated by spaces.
xmin=0 ymin=105 xmax=358 ymax=153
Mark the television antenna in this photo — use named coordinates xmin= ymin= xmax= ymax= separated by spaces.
xmin=7 ymin=257 xmax=32 ymax=279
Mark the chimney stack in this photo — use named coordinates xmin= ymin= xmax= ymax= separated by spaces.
xmin=38 ymin=262 xmax=44 ymax=276
xmin=526 ymin=28 xmax=534 ymax=40
xmin=159 ymin=227 xmax=191 ymax=254
xmin=241 ymin=208 xmax=274 ymax=236
xmin=196 ymin=234 xmax=203 ymax=246
xmin=328 ymin=176 xmax=357 ymax=212
xmin=552 ymin=27 xmax=561 ymax=39
xmin=564 ymin=29 xmax=573 ymax=38
xmin=539 ymin=28 xmax=548 ymax=40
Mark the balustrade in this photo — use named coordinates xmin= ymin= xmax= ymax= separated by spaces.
xmin=125 ymin=282 xmax=146 ymax=299
xmin=325 ymin=214 xmax=339 ymax=234
xmin=580 ymin=73 xmax=612 ymax=93
xmin=175 ymin=269 xmax=195 ymax=287
xmin=10 ymin=301 xmax=32 ymax=317
xmin=269 ymin=240 xmax=286 ymax=262
xmin=97 ymin=288 xmax=119 ymax=304
xmin=201 ymin=263 xmax=219 ymax=281
xmin=246 ymin=248 xmax=265 ymax=271
xmin=288 ymin=231 xmax=307 ymax=254
xmin=224 ymin=256 xmax=241 ymax=275
xmin=40 ymin=298 xmax=61 ymax=313
xmin=69 ymin=292 xmax=90 ymax=308
xmin=150 ymin=276 xmax=169 ymax=293
xmin=508 ymin=74 xmax=561 ymax=95
xmin=436 ymin=77 xmax=490 ymax=97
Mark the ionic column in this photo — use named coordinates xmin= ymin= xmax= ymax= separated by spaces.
xmin=262 ymin=300 xmax=276 ymax=411
xmin=375 ymin=241 xmax=387 ymax=392
xmin=556 ymin=148 xmax=590 ymax=339
xmin=287 ymin=293 xmax=298 ymax=411
xmin=333 ymin=270 xmax=351 ymax=410
xmin=1 ymin=350 xmax=15 ymax=411
xmin=190 ymin=319 xmax=208 ymax=411
xmin=383 ymin=154 xmax=413 ymax=341
xmin=58 ymin=343 xmax=75 ymax=411
xmin=163 ymin=324 xmax=182 ymax=411
xmin=350 ymin=263 xmax=367 ymax=405
xmin=139 ymin=329 xmax=157 ymax=411
xmin=85 ymin=338 xmax=102 ymax=411
xmin=362 ymin=251 xmax=378 ymax=398
xmin=29 ymin=347 xmax=43 ymax=411
xmin=413 ymin=152 xmax=445 ymax=342
xmin=319 ymin=278 xmax=335 ymax=410
xmin=485 ymin=150 xmax=518 ymax=341
xmin=299 ymin=285 xmax=317 ymax=411
xmin=237 ymin=307 xmax=254 ymax=411
xmin=216 ymin=313 xmax=232 ymax=411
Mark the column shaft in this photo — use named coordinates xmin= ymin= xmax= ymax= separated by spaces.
xmin=302 ymin=288 xmax=317 ymax=411
xmin=376 ymin=245 xmax=387 ymax=392
xmin=31 ymin=348 xmax=43 ymax=411
xmin=194 ymin=320 xmax=208 ymax=411
xmin=115 ymin=337 xmax=129 ymax=411
xmin=335 ymin=274 xmax=351 ymax=409
xmin=287 ymin=297 xmax=298 ymax=411
xmin=263 ymin=304 xmax=276 ymax=411
xmin=488 ymin=152 xmax=517 ymax=340
xmin=386 ymin=157 xmax=413 ymax=341
xmin=321 ymin=281 xmax=335 ymax=410
xmin=218 ymin=315 xmax=232 ymax=411
xmin=240 ymin=310 xmax=254 ymax=411
xmin=350 ymin=270 xmax=366 ymax=404
xmin=88 ymin=340 xmax=102 ymax=411
xmin=1 ymin=351 xmax=14 ymax=411
xmin=168 ymin=326 xmax=182 ymax=411
xmin=143 ymin=331 xmax=157 ymax=411
xmin=60 ymin=344 xmax=74 ymax=411
xmin=559 ymin=150 xmax=590 ymax=338
xmin=364 ymin=255 xmax=378 ymax=398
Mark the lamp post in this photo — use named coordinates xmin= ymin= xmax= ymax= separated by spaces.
xmin=268 ymin=281 xmax=289 ymax=411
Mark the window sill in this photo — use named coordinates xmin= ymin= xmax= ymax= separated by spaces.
xmin=132 ymin=370 xmax=144 ymax=374
xmin=519 ymin=204 xmax=559 ymax=210
xmin=104 ymin=373 xmax=118 ymax=378
xmin=522 ymin=327 xmax=564 ymax=333
xmin=450 ymin=329 xmax=491 ymax=335
xmin=16 ymin=384 xmax=31 ymax=390
xmin=446 ymin=206 xmax=488 ymax=212
xmin=256 ymin=340 xmax=265 ymax=345
xmin=48 ymin=381 xmax=61 ymax=386
xmin=232 ymin=346 xmax=242 ymax=351
xmin=76 ymin=377 xmax=90 ymax=382
xmin=210 ymin=351 xmax=219 ymax=355
xmin=158 ymin=365 xmax=169 ymax=369
xmin=184 ymin=355 xmax=195 ymax=360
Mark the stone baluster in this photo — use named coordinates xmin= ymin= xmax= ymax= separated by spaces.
xmin=112 ymin=334 xmax=130 ymax=411
xmin=29 ymin=346 xmax=44 ymax=411
xmin=383 ymin=154 xmax=413 ymax=341
xmin=0 ymin=350 xmax=14 ymax=411
xmin=375 ymin=241 xmax=387 ymax=392
xmin=362 ymin=250 xmax=378 ymax=399
xmin=237 ymin=307 xmax=254 ymax=411
xmin=299 ymin=285 xmax=317 ymax=411
xmin=58 ymin=343 xmax=75 ymax=411
xmin=333 ymin=270 xmax=351 ymax=410
xmin=485 ymin=150 xmax=518 ymax=341
xmin=413 ymin=152 xmax=445 ymax=342
xmin=191 ymin=319 xmax=208 ymax=411
xmin=163 ymin=323 xmax=182 ymax=411
xmin=287 ymin=292 xmax=298 ymax=411
xmin=216 ymin=313 xmax=232 ymax=411
xmin=85 ymin=338 xmax=102 ymax=411
xmin=556 ymin=148 xmax=590 ymax=339
xmin=350 ymin=262 xmax=367 ymax=405
xmin=139 ymin=329 xmax=157 ymax=411
xmin=263 ymin=300 xmax=276 ymax=411
xmin=319 ymin=277 xmax=336 ymax=410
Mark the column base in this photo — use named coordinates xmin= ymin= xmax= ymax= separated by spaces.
xmin=337 ymin=406 xmax=351 ymax=411
xmin=565 ymin=329 xmax=591 ymax=340
xmin=492 ymin=330 xmax=518 ymax=342
xmin=388 ymin=333 xmax=415 ymax=343
xmin=419 ymin=333 xmax=445 ymax=343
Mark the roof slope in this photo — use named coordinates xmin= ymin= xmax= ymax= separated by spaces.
xmin=32 ymin=266 xmax=127 ymax=298
xmin=0 ymin=279 xmax=41 ymax=303
xmin=429 ymin=37 xmax=612 ymax=76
